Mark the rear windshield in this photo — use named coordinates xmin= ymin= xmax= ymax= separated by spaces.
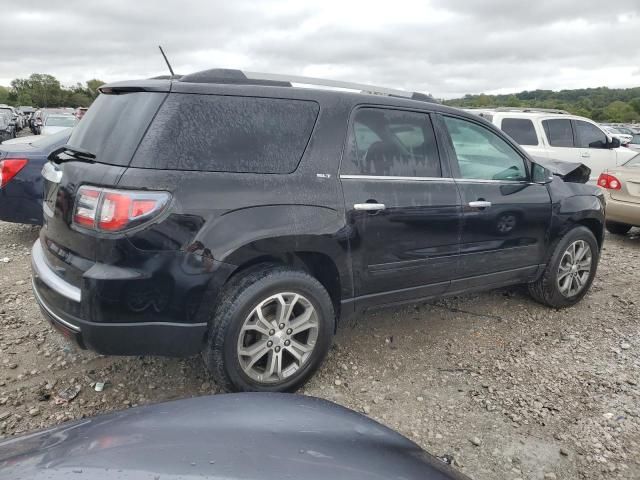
xmin=45 ymin=116 xmax=76 ymax=127
xmin=67 ymin=92 xmax=167 ymax=166
xmin=131 ymin=93 xmax=319 ymax=173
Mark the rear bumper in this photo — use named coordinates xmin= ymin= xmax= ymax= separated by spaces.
xmin=31 ymin=239 xmax=218 ymax=357
xmin=606 ymin=194 xmax=640 ymax=226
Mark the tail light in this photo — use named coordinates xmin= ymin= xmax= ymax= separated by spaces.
xmin=0 ymin=158 xmax=28 ymax=188
xmin=73 ymin=186 xmax=171 ymax=232
xmin=597 ymin=173 xmax=622 ymax=190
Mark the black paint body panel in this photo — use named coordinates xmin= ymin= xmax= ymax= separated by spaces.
xmin=0 ymin=394 xmax=470 ymax=480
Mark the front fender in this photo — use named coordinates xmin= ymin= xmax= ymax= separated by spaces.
xmin=547 ymin=178 xmax=605 ymax=247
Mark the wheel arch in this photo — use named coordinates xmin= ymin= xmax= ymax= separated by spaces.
xmin=223 ymin=246 xmax=347 ymax=322
xmin=552 ymin=194 xmax=605 ymax=250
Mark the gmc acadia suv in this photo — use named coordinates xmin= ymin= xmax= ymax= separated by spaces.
xmin=32 ymin=69 xmax=606 ymax=392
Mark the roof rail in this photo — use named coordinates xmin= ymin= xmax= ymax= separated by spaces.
xmin=491 ymin=107 xmax=570 ymax=115
xmin=177 ymin=68 xmax=437 ymax=103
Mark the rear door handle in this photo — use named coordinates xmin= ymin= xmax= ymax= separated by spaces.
xmin=580 ymin=152 xmax=590 ymax=158
xmin=354 ymin=203 xmax=386 ymax=211
xmin=468 ymin=201 xmax=492 ymax=208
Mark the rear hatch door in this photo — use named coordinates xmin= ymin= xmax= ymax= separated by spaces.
xmin=40 ymin=87 xmax=169 ymax=288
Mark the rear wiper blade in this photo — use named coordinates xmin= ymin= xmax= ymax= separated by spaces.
xmin=48 ymin=144 xmax=96 ymax=164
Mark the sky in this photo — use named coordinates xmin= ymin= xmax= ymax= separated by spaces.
xmin=1 ymin=0 xmax=639 ymax=99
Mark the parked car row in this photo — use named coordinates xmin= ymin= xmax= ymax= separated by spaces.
xmin=0 ymin=104 xmax=24 ymax=140
xmin=25 ymin=107 xmax=79 ymax=136
xmin=600 ymin=123 xmax=640 ymax=151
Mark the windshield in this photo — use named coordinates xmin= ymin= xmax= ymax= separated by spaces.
xmin=45 ymin=116 xmax=76 ymax=127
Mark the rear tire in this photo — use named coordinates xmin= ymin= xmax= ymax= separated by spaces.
xmin=605 ymin=221 xmax=632 ymax=235
xmin=203 ymin=264 xmax=335 ymax=393
xmin=528 ymin=226 xmax=599 ymax=308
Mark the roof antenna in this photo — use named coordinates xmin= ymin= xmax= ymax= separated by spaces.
xmin=158 ymin=45 xmax=175 ymax=77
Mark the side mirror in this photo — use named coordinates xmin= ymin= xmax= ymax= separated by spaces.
xmin=608 ymin=137 xmax=621 ymax=149
xmin=531 ymin=162 xmax=553 ymax=184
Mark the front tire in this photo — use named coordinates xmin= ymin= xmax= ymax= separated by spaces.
xmin=528 ymin=226 xmax=599 ymax=308
xmin=606 ymin=221 xmax=632 ymax=235
xmin=204 ymin=265 xmax=335 ymax=392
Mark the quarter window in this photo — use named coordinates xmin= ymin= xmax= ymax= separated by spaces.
xmin=542 ymin=119 xmax=574 ymax=147
xmin=443 ymin=116 xmax=527 ymax=181
xmin=501 ymin=118 xmax=538 ymax=146
xmin=132 ymin=94 xmax=319 ymax=173
xmin=574 ymin=120 xmax=607 ymax=149
xmin=344 ymin=108 xmax=441 ymax=177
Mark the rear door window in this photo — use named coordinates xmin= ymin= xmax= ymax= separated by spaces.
xmin=542 ymin=119 xmax=574 ymax=147
xmin=343 ymin=108 xmax=441 ymax=177
xmin=574 ymin=120 xmax=607 ymax=148
xmin=501 ymin=118 xmax=538 ymax=146
xmin=132 ymin=94 xmax=319 ymax=173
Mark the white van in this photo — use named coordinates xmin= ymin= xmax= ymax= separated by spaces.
xmin=465 ymin=108 xmax=637 ymax=181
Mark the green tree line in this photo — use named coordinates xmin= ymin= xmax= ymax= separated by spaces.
xmin=0 ymin=74 xmax=105 ymax=108
xmin=445 ymin=86 xmax=640 ymax=123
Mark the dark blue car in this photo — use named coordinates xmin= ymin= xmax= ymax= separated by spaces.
xmin=0 ymin=130 xmax=71 ymax=225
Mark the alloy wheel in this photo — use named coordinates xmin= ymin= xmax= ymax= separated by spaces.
xmin=237 ymin=292 xmax=319 ymax=384
xmin=557 ymin=240 xmax=592 ymax=297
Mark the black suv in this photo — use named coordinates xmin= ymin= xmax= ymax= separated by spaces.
xmin=32 ymin=69 xmax=605 ymax=392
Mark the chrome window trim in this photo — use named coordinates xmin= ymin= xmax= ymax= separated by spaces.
xmin=339 ymin=174 xmax=531 ymax=185
xmin=339 ymin=174 xmax=454 ymax=182
xmin=454 ymin=178 xmax=530 ymax=184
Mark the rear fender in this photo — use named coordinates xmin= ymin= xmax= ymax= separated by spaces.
xmin=209 ymin=205 xmax=352 ymax=296
xmin=190 ymin=205 xmax=352 ymax=324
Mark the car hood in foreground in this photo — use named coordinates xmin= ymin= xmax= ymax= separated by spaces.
xmin=533 ymin=156 xmax=591 ymax=184
xmin=0 ymin=393 xmax=469 ymax=480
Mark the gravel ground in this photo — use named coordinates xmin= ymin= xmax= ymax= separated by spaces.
xmin=0 ymin=218 xmax=638 ymax=480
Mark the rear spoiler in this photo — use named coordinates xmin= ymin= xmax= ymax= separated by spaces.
xmin=98 ymin=79 xmax=172 ymax=94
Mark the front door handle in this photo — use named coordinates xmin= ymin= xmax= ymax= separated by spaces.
xmin=468 ymin=201 xmax=492 ymax=209
xmin=354 ymin=203 xmax=386 ymax=211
